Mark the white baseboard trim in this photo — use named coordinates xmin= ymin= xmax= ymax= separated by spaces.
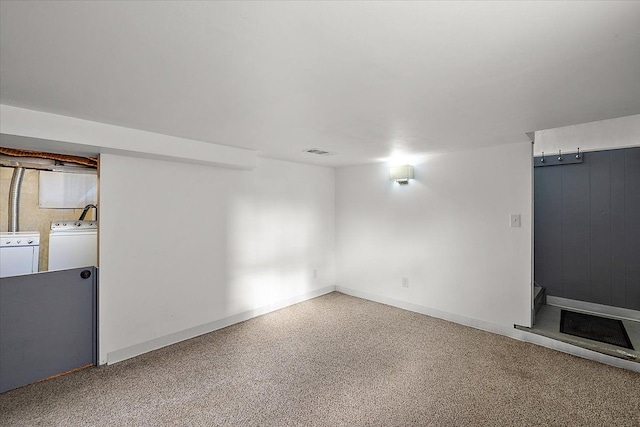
xmin=547 ymin=296 xmax=640 ymax=322
xmin=106 ymin=285 xmax=336 ymax=365
xmin=336 ymin=286 xmax=640 ymax=373
xmin=335 ymin=286 xmax=515 ymax=338
xmin=106 ymin=285 xmax=639 ymax=373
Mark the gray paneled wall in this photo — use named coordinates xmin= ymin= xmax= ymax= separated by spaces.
xmin=534 ymin=147 xmax=640 ymax=311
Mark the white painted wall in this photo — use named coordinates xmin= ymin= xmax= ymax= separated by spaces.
xmin=534 ymin=114 xmax=640 ymax=156
xmin=336 ymin=142 xmax=532 ymax=331
xmin=99 ymin=154 xmax=335 ymax=363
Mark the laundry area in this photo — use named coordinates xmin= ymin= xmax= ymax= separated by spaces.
xmin=0 ymin=147 xmax=99 ymax=393
xmin=0 ymin=149 xmax=98 ymax=277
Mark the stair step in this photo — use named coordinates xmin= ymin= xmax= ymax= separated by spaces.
xmin=534 ymin=285 xmax=546 ymax=316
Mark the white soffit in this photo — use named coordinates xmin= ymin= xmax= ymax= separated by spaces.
xmin=0 ymin=106 xmax=257 ymax=170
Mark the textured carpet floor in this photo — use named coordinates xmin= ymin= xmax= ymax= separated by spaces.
xmin=1 ymin=292 xmax=639 ymax=426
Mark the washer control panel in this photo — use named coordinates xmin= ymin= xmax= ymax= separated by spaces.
xmin=1 ymin=232 xmax=40 ymax=247
xmin=51 ymin=220 xmax=97 ymax=231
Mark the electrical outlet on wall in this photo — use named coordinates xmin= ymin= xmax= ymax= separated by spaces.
xmin=313 ymin=269 xmax=319 ymax=279
xmin=402 ymin=277 xmax=409 ymax=288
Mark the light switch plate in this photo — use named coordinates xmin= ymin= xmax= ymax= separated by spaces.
xmin=510 ymin=214 xmax=521 ymax=228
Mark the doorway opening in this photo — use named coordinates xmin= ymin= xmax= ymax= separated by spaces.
xmin=524 ymin=146 xmax=639 ymax=363
xmin=0 ymin=146 xmax=99 ymax=393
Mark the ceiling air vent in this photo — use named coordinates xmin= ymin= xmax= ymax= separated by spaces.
xmin=304 ymin=149 xmax=333 ymax=156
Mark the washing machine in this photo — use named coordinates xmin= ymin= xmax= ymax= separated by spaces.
xmin=48 ymin=220 xmax=97 ymax=271
xmin=0 ymin=231 xmax=40 ymax=278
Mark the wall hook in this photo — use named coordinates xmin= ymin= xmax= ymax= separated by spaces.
xmin=575 ymin=148 xmax=581 ymax=159
xmin=540 ymin=152 xmax=545 ymax=163
xmin=558 ymin=150 xmax=563 ymax=161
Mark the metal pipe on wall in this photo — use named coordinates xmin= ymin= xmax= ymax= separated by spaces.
xmin=8 ymin=167 xmax=25 ymax=232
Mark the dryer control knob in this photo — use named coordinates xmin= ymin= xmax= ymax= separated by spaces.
xmin=28 ymin=240 xmax=34 ymax=244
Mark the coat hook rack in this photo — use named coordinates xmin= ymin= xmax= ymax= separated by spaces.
xmin=534 ymin=148 xmax=583 ymax=168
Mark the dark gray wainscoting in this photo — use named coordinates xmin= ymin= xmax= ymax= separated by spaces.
xmin=534 ymin=147 xmax=640 ymax=311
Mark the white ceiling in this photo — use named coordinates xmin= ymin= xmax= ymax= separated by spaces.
xmin=1 ymin=1 xmax=639 ymax=167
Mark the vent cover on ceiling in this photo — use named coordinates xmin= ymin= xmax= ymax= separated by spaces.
xmin=304 ymin=149 xmax=333 ymax=156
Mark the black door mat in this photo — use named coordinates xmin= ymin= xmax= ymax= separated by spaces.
xmin=560 ymin=310 xmax=634 ymax=350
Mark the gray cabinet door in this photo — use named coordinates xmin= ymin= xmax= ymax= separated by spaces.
xmin=0 ymin=267 xmax=97 ymax=393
